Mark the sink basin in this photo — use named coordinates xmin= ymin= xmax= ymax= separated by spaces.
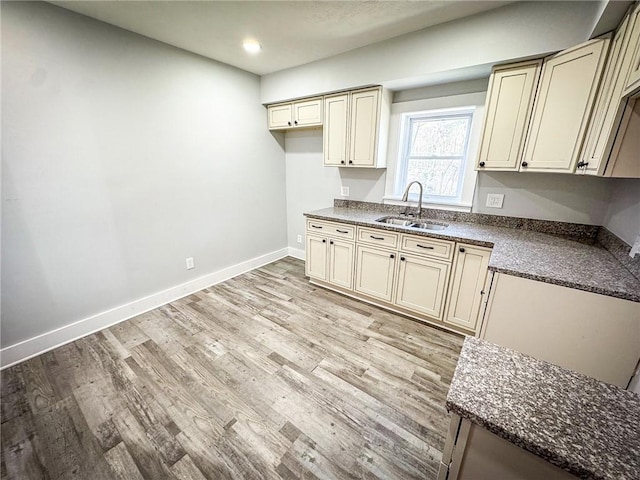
xmin=410 ymin=222 xmax=448 ymax=231
xmin=375 ymin=216 xmax=448 ymax=231
xmin=375 ymin=216 xmax=414 ymax=226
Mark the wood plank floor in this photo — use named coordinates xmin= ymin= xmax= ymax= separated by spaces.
xmin=1 ymin=257 xmax=463 ymax=480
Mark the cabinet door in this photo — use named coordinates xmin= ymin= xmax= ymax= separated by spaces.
xmin=395 ymin=254 xmax=450 ymax=320
xmin=444 ymin=245 xmax=491 ymax=332
xmin=323 ymin=94 xmax=349 ymax=166
xmin=622 ymin=4 xmax=640 ymax=98
xmin=268 ymin=103 xmax=293 ymax=130
xmin=354 ymin=245 xmax=396 ymax=302
xmin=328 ymin=239 xmax=354 ymax=290
xmin=305 ymin=235 xmax=327 ymax=280
xmin=349 ymin=88 xmax=380 ymax=167
xmin=476 ymin=60 xmax=542 ymax=171
xmin=581 ymin=9 xmax=640 ymax=175
xmin=521 ymin=37 xmax=610 ymax=173
xmin=293 ymin=97 xmax=323 ymax=127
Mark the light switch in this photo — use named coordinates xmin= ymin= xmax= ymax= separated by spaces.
xmin=486 ymin=194 xmax=504 ymax=208
xmin=186 ymin=257 xmax=195 ymax=269
xmin=341 ymin=186 xmax=349 ymax=197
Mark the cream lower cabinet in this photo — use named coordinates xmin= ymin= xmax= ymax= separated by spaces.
xmin=306 ymin=235 xmax=354 ymax=289
xmin=305 ymin=221 xmax=492 ymax=336
xmin=327 ymin=239 xmax=354 ymax=289
xmin=305 ymin=220 xmax=355 ymax=290
xmin=395 ymin=254 xmax=450 ymax=320
xmin=444 ymin=244 xmax=492 ymax=332
xmin=305 ymin=235 xmax=328 ymax=280
xmin=354 ymin=245 xmax=397 ymax=301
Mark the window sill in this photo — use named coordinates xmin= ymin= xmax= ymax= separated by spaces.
xmin=382 ymin=196 xmax=472 ymax=213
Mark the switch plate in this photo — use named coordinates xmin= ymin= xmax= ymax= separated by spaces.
xmin=297 ymin=234 xmax=302 ymax=244
xmin=486 ymin=194 xmax=504 ymax=208
xmin=186 ymin=257 xmax=195 ymax=269
xmin=341 ymin=186 xmax=349 ymax=197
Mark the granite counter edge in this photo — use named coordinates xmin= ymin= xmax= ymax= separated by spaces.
xmin=304 ymin=212 xmax=639 ymax=303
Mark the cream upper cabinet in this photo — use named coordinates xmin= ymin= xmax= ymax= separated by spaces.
xmin=622 ymin=3 xmax=640 ymax=98
xmin=349 ymin=88 xmax=380 ymax=167
xmin=323 ymin=87 xmax=390 ymax=168
xmin=444 ymin=244 xmax=491 ymax=332
xmin=580 ymin=4 xmax=640 ymax=176
xmin=521 ymin=37 xmax=611 ymax=173
xmin=354 ymin=245 xmax=397 ymax=302
xmin=323 ymin=93 xmax=349 ymax=166
xmin=395 ymin=254 xmax=450 ymax=320
xmin=476 ymin=60 xmax=542 ymax=171
xmin=267 ymin=97 xmax=322 ymax=130
xmin=268 ymin=103 xmax=294 ymax=130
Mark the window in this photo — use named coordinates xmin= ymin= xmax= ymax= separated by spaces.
xmin=395 ymin=107 xmax=475 ymax=203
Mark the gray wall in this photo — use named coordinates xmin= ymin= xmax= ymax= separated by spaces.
xmin=602 ymin=178 xmax=640 ymax=245
xmin=261 ymin=1 xmax=604 ymax=103
xmin=1 ymin=2 xmax=287 ymax=348
xmin=284 ymin=129 xmax=385 ymax=252
xmin=472 ymin=172 xmax=615 ymax=225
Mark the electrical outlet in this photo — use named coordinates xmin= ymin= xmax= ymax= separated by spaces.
xmin=486 ymin=193 xmax=504 ymax=208
xmin=297 ymin=234 xmax=302 ymax=244
xmin=341 ymin=186 xmax=350 ymax=197
xmin=186 ymin=257 xmax=195 ymax=270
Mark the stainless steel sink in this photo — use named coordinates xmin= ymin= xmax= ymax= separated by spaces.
xmin=410 ymin=222 xmax=448 ymax=231
xmin=375 ymin=216 xmax=414 ymax=226
xmin=375 ymin=216 xmax=448 ymax=231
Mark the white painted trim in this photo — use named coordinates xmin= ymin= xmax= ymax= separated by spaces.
xmin=287 ymin=246 xmax=306 ymax=260
xmin=0 ymin=248 xmax=289 ymax=370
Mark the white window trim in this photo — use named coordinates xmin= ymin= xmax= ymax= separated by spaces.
xmin=384 ymin=92 xmax=486 ymax=213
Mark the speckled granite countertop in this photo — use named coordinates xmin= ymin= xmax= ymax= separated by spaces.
xmin=447 ymin=337 xmax=640 ymax=480
xmin=304 ymin=206 xmax=640 ymax=302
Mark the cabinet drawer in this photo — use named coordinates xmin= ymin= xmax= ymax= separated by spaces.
xmin=357 ymin=227 xmax=399 ymax=248
xmin=400 ymin=234 xmax=454 ymax=261
xmin=306 ymin=220 xmax=355 ymax=240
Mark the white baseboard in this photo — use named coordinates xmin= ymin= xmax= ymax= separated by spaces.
xmin=0 ymin=248 xmax=289 ymax=370
xmin=287 ymin=246 xmax=305 ymax=260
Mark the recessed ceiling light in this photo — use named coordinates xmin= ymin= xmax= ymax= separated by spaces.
xmin=243 ymin=40 xmax=262 ymax=54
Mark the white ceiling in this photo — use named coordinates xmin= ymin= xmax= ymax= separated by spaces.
xmin=50 ymin=1 xmax=513 ymax=76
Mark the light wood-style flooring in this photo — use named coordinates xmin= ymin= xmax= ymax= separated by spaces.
xmin=1 ymin=257 xmax=463 ymax=479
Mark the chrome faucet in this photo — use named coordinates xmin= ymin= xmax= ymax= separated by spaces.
xmin=401 ymin=181 xmax=424 ymax=219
